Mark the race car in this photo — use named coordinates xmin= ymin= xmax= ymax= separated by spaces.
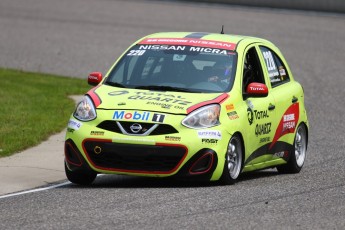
xmin=64 ymin=32 xmax=309 ymax=185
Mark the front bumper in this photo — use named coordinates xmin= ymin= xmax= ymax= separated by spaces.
xmin=65 ymin=112 xmax=229 ymax=180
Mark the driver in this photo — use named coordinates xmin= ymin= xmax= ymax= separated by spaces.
xmin=207 ymin=61 xmax=232 ymax=84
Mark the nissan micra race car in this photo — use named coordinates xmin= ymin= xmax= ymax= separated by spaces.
xmin=65 ymin=32 xmax=308 ymax=185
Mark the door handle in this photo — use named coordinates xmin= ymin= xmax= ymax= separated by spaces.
xmin=292 ymin=96 xmax=298 ymax=103
xmin=268 ymin=104 xmax=275 ymax=111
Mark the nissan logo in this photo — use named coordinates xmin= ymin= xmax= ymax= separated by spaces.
xmin=130 ymin=123 xmax=142 ymax=133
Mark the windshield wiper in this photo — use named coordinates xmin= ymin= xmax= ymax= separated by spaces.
xmin=105 ymin=81 xmax=126 ymax=88
xmin=135 ymin=85 xmax=197 ymax=93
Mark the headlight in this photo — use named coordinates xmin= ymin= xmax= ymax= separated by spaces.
xmin=73 ymin=96 xmax=96 ymax=121
xmin=182 ymin=104 xmax=220 ymax=129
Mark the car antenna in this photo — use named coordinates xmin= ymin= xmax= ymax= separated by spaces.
xmin=220 ymin=25 xmax=225 ymax=34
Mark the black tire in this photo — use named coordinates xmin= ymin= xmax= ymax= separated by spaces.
xmin=220 ymin=134 xmax=243 ymax=185
xmin=64 ymin=161 xmax=97 ymax=185
xmin=277 ymin=124 xmax=307 ymax=174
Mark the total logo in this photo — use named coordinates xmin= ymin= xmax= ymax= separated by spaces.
xmin=113 ymin=110 xmax=165 ymax=122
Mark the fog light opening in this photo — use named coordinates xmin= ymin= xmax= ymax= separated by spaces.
xmin=65 ymin=142 xmax=82 ymax=167
xmin=189 ymin=152 xmax=214 ymax=175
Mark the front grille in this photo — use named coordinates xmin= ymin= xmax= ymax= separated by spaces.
xmin=83 ymin=140 xmax=186 ymax=173
xmin=97 ymin=120 xmax=178 ymax=135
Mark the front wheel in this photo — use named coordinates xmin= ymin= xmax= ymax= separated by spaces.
xmin=220 ymin=134 xmax=243 ymax=185
xmin=65 ymin=161 xmax=97 ymax=185
xmin=277 ymin=124 xmax=307 ymax=173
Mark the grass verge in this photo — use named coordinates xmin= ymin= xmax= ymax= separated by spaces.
xmin=0 ymin=68 xmax=91 ymax=157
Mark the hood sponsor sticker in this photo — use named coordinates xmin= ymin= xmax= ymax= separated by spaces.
xmin=108 ymin=90 xmax=192 ymax=110
xmin=68 ymin=119 xmax=82 ymax=130
xmin=197 ymin=130 xmax=222 ymax=139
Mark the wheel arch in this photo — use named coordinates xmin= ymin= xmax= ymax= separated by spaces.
xmin=298 ymin=121 xmax=309 ymax=150
xmin=232 ymin=131 xmax=245 ymax=170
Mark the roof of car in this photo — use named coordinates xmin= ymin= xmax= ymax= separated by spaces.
xmin=137 ymin=32 xmax=272 ymax=51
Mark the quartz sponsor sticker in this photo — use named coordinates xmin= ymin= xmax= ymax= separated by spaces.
xmin=68 ymin=119 xmax=82 ymax=130
xmin=197 ymin=130 xmax=222 ymax=139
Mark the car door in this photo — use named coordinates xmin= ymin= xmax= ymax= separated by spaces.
xmin=241 ymin=46 xmax=276 ymax=167
xmin=258 ymin=45 xmax=300 ymax=160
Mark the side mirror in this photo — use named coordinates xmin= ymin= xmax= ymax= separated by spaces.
xmin=88 ymin=72 xmax=103 ymax=86
xmin=246 ymin=82 xmax=268 ymax=97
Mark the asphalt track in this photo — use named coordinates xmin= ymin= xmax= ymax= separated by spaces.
xmin=1 ymin=0 xmax=345 ymax=229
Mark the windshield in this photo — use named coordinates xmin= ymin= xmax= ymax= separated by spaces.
xmin=106 ymin=44 xmax=237 ymax=93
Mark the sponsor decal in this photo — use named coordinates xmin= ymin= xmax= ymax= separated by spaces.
xmin=90 ymin=131 xmax=105 ymax=136
xmin=226 ymin=103 xmax=235 ymax=111
xmin=147 ymin=102 xmax=173 ymax=109
xmin=282 ymin=113 xmax=296 ymax=132
xmin=255 ymin=122 xmax=271 ymax=136
xmin=152 ymin=113 xmax=165 ymax=123
xmin=247 ymin=108 xmax=254 ymax=125
xmin=197 ymin=130 xmax=222 ymax=139
xmin=269 ymin=103 xmax=300 ymax=150
xmin=108 ymin=91 xmax=191 ymax=107
xmin=128 ymin=95 xmax=191 ymax=106
xmin=201 ymin=139 xmax=219 ymax=144
xmin=259 ymin=136 xmax=270 ymax=143
xmin=68 ymin=119 xmax=82 ymax=130
xmin=165 ymin=136 xmax=181 ymax=141
xmin=249 ymin=86 xmax=265 ymax=91
xmin=139 ymin=38 xmax=237 ymax=50
xmin=227 ymin=111 xmax=239 ymax=120
xmin=112 ymin=111 xmax=165 ymax=123
xmin=247 ymin=108 xmax=270 ymax=126
xmin=113 ymin=111 xmax=150 ymax=121
xmin=138 ymin=44 xmax=229 ymax=55
xmin=67 ymin=128 xmax=75 ymax=133
xmin=254 ymin=110 xmax=269 ymax=119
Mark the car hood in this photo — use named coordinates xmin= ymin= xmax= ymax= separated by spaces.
xmin=87 ymin=85 xmax=228 ymax=115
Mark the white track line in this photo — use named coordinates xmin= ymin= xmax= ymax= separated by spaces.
xmin=0 ymin=181 xmax=71 ymax=199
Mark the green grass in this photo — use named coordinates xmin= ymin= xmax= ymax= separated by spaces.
xmin=0 ymin=68 xmax=91 ymax=157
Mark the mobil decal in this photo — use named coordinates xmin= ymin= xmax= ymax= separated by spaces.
xmin=269 ymin=103 xmax=299 ymax=150
xmin=112 ymin=110 xmax=166 ymax=123
xmin=113 ymin=111 xmax=150 ymax=121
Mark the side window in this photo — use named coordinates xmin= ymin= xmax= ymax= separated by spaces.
xmin=260 ymin=46 xmax=290 ymax=87
xmin=243 ymin=47 xmax=265 ymax=92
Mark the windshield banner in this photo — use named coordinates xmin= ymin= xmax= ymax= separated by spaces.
xmin=139 ymin=38 xmax=237 ymax=51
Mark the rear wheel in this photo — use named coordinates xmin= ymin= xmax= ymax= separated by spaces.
xmin=277 ymin=124 xmax=307 ymax=173
xmin=220 ymin=134 xmax=243 ymax=185
xmin=64 ymin=161 xmax=97 ymax=185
